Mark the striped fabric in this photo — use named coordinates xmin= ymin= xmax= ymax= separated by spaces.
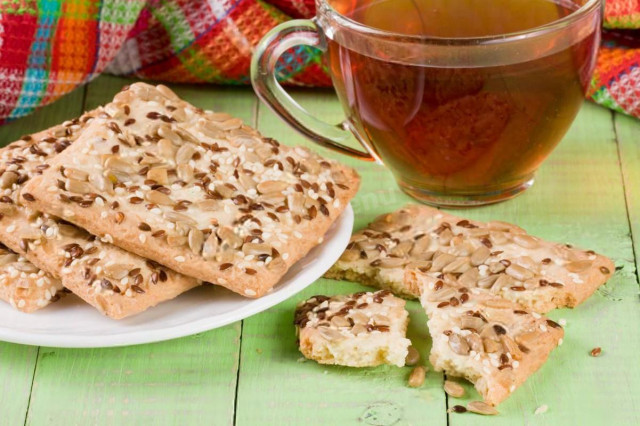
xmin=0 ymin=0 xmax=638 ymax=123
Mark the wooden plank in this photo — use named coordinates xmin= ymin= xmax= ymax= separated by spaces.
xmin=235 ymin=90 xmax=446 ymax=426
xmin=615 ymin=112 xmax=640 ymax=277
xmin=0 ymin=343 xmax=39 ymax=426
xmin=24 ymin=76 xmax=255 ymax=425
xmin=0 ymin=88 xmax=86 ymax=424
xmin=446 ymin=103 xmax=640 ymax=425
xmin=26 ymin=326 xmax=241 ymax=426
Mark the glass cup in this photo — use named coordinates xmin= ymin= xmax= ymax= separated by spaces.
xmin=251 ymin=0 xmax=602 ymax=207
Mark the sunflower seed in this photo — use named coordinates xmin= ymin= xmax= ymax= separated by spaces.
xmin=431 ymin=253 xmax=456 ymax=272
xmin=483 ymin=338 xmax=502 ymax=353
xmin=443 ymin=257 xmax=471 ymax=273
xmin=147 ymin=168 xmax=169 ymax=185
xmin=104 ymin=156 xmax=135 ymax=173
xmin=505 ymin=264 xmax=534 ymax=281
xmin=0 ymin=171 xmax=19 ymax=189
xmin=390 ymin=240 xmax=413 ymax=257
xmin=63 ymin=167 xmax=89 ymax=181
xmin=512 ymin=234 xmax=539 ymax=249
xmin=448 ymin=333 xmax=470 ymax=355
xmin=0 ymin=253 xmax=19 ymax=266
xmin=467 ymin=401 xmax=499 ymax=415
xmin=188 ymin=228 xmax=204 ymax=254
xmin=167 ymin=235 xmax=188 ymax=247
xmin=470 ymin=246 xmax=491 ymax=266
xmin=176 ymin=144 xmax=197 ymax=164
xmin=104 ymin=263 xmax=134 ymax=280
xmin=408 ymin=366 xmax=426 ymax=388
xmin=501 ymin=335 xmax=524 ymax=360
xmin=318 ymin=327 xmax=345 ymax=341
xmin=444 ymin=380 xmax=465 ymax=398
xmin=405 ymin=346 xmax=420 ymax=366
xmin=156 ymin=84 xmax=179 ymax=100
xmin=256 ymin=180 xmax=289 ymax=194
xmin=377 ymin=257 xmax=407 ymax=268
xmin=217 ymin=227 xmax=242 ymax=249
xmin=330 ymin=315 xmax=350 ymax=328
xmin=465 ymin=332 xmax=484 ymax=353
xmin=89 ymin=173 xmax=113 ymax=194
xmin=461 ymin=315 xmax=484 ymax=331
xmin=146 ymin=190 xmax=173 ymax=205
xmin=157 ymin=138 xmax=176 ymax=158
xmin=14 ymin=261 xmax=39 ymax=273
xmin=242 ymin=243 xmax=271 ymax=256
xmin=176 ymin=164 xmax=194 ymax=181
xmin=65 ymin=179 xmax=92 ymax=194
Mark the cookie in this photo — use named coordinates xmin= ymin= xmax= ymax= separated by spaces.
xmin=22 ymin=83 xmax=360 ymax=298
xmin=0 ymin=115 xmax=200 ymax=319
xmin=0 ymin=244 xmax=64 ymax=313
xmin=294 ymin=290 xmax=411 ymax=367
xmin=407 ymin=269 xmax=563 ymax=405
xmin=326 ymin=205 xmax=614 ymax=313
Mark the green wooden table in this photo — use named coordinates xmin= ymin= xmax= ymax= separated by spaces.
xmin=1 ymin=75 xmax=639 ymax=426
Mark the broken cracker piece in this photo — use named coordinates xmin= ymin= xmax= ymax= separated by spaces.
xmin=295 ymin=290 xmax=411 ymax=367
xmin=407 ymin=269 xmax=563 ymax=405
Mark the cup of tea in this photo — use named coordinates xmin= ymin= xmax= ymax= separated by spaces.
xmin=251 ymin=0 xmax=601 ymax=207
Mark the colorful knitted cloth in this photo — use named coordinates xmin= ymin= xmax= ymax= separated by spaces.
xmin=0 ymin=0 xmax=639 ymax=123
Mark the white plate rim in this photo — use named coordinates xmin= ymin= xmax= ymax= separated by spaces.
xmin=0 ymin=205 xmax=353 ymax=348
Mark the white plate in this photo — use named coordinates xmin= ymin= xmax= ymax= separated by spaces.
xmin=0 ymin=205 xmax=353 ymax=348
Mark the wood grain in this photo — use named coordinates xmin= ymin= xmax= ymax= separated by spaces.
xmin=26 ymin=327 xmax=241 ymax=426
xmin=615 ymin=113 xmax=640 ymax=277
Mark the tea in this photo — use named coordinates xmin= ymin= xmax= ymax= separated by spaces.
xmin=327 ymin=0 xmax=598 ymax=200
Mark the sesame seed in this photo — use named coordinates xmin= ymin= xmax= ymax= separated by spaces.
xmin=174 ymin=256 xmax=185 ymax=262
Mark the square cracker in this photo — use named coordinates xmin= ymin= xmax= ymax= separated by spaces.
xmin=0 ymin=115 xmax=200 ymax=319
xmin=326 ymin=205 xmax=614 ymax=313
xmin=0 ymin=244 xmax=64 ymax=313
xmin=294 ymin=290 xmax=410 ymax=367
xmin=406 ymin=269 xmax=563 ymax=406
xmin=22 ymin=83 xmax=360 ymax=298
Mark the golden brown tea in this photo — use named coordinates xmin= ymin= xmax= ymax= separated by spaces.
xmin=327 ymin=0 xmax=598 ymax=199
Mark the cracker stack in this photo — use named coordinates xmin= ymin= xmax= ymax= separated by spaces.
xmin=295 ymin=290 xmax=411 ymax=367
xmin=0 ymin=83 xmax=359 ymax=317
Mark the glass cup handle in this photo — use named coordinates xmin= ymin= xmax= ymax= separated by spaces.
xmin=251 ymin=19 xmax=378 ymax=162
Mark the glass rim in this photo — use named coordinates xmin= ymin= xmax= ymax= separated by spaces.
xmin=320 ymin=0 xmax=602 ymax=45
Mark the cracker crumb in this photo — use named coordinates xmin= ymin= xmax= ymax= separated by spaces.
xmin=534 ymin=404 xmax=548 ymax=415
